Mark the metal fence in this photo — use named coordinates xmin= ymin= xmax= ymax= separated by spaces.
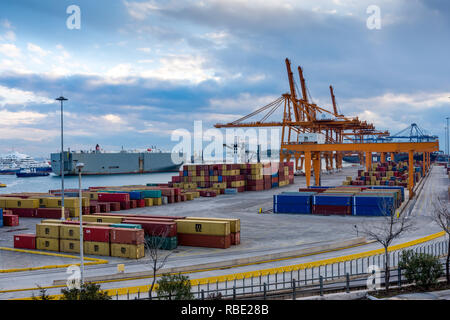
xmin=124 ymin=238 xmax=448 ymax=300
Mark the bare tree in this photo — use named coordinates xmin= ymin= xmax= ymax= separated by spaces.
xmin=357 ymin=197 xmax=415 ymax=293
xmin=432 ymin=196 xmax=450 ymax=284
xmin=145 ymin=229 xmax=174 ymax=298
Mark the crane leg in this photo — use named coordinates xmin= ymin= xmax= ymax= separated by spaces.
xmin=313 ymin=152 xmax=321 ymax=186
xmin=305 ymin=151 xmax=311 ymax=187
xmin=408 ymin=150 xmax=415 ymax=199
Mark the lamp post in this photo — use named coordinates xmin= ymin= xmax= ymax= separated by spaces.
xmin=76 ymin=162 xmax=85 ymax=285
xmin=56 ymin=96 xmax=68 ymax=221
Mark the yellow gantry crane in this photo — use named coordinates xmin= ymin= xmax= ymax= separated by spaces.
xmin=215 ymin=58 xmax=438 ymax=198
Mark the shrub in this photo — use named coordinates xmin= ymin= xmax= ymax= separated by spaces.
xmin=399 ymin=250 xmax=443 ymax=289
xmin=61 ymin=283 xmax=111 ymax=300
xmin=156 ymin=273 xmax=194 ymax=300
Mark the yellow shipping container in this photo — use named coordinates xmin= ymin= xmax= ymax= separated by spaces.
xmin=84 ymin=241 xmax=110 ymax=256
xmin=144 ymin=198 xmax=154 ymax=206
xmin=5 ymin=198 xmax=39 ymax=209
xmin=111 ymin=243 xmax=145 ymax=259
xmin=60 ymin=225 xmax=81 ymax=240
xmin=153 ymin=198 xmax=162 ymax=206
xmin=44 ymin=197 xmax=81 ymax=208
xmin=36 ymin=224 xmax=60 ymax=239
xmin=186 ymin=217 xmax=240 ymax=233
xmin=82 ymin=215 xmax=123 ymax=224
xmin=60 ymin=239 xmax=80 ymax=253
xmin=36 ymin=238 xmax=59 ymax=252
xmin=175 ymin=219 xmax=230 ymax=236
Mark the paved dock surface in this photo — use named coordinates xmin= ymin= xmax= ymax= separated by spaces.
xmin=0 ymin=165 xmax=447 ymax=299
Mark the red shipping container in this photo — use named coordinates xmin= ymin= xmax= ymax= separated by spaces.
xmin=110 ymin=228 xmax=145 ymax=245
xmin=109 ymin=202 xmax=121 ymax=211
xmin=36 ymin=208 xmax=69 ymax=219
xmin=177 ymin=233 xmax=231 ymax=249
xmin=120 ymin=201 xmax=131 ymax=210
xmin=83 ymin=226 xmax=111 ymax=242
xmin=83 ymin=207 xmax=90 ymax=215
xmin=136 ymin=199 xmax=146 ymax=207
xmin=130 ymin=200 xmax=137 ymax=208
xmin=14 ymin=234 xmax=36 ymax=249
xmin=9 ymin=208 xmax=36 ymax=218
xmin=3 ymin=214 xmax=19 ymax=226
xmin=89 ymin=204 xmax=100 ymax=214
xmin=98 ymin=193 xmax=130 ymax=202
xmin=92 ymin=213 xmax=185 ymax=220
xmin=230 ymin=232 xmax=240 ymax=245
xmin=122 ymin=219 xmax=177 ymax=237
xmin=98 ymin=203 xmax=110 ymax=213
xmin=312 ymin=205 xmax=351 ymax=216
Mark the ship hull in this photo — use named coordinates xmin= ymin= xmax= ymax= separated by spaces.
xmin=50 ymin=152 xmax=183 ymax=176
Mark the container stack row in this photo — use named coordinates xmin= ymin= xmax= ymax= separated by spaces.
xmin=170 ymin=162 xmax=294 ymax=195
xmin=274 ymin=185 xmax=404 ymax=217
xmin=14 ymin=220 xmax=146 ymax=259
xmin=343 ymin=161 xmax=423 ymax=187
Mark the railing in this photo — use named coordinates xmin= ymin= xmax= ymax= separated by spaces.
xmin=125 ymin=238 xmax=448 ymax=300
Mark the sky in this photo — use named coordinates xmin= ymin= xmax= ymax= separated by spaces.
xmin=0 ymin=0 xmax=449 ymax=158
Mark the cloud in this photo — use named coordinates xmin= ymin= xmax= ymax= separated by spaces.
xmin=0 ymin=43 xmax=21 ymax=58
xmin=0 ymin=110 xmax=47 ymax=126
xmin=27 ymin=43 xmax=50 ymax=57
xmin=0 ymin=85 xmax=54 ymax=106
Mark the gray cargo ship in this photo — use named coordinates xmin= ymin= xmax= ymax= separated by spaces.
xmin=51 ymin=147 xmax=184 ymax=176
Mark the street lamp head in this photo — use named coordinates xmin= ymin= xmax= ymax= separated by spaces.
xmin=55 ymin=96 xmax=68 ymax=101
xmin=75 ymin=162 xmax=85 ymax=171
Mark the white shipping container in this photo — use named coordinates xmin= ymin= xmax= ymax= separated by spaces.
xmin=298 ymin=133 xmax=326 ymax=144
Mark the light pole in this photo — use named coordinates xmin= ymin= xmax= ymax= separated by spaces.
xmin=56 ymin=96 xmax=68 ymax=221
xmin=446 ymin=116 xmax=449 ymax=162
xmin=76 ymin=162 xmax=85 ymax=285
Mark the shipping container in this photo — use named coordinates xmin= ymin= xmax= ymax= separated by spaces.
xmin=110 ymin=223 xmax=142 ymax=229
xmin=312 ymin=205 xmax=351 ymax=215
xmin=36 ymin=208 xmax=69 ymax=219
xmin=8 ymin=208 xmax=37 ymax=218
xmin=274 ymin=203 xmax=311 ymax=214
xmin=352 ymin=195 xmax=395 ymax=208
xmin=144 ymin=235 xmax=177 ymax=250
xmin=312 ymin=194 xmax=353 ymax=206
xmin=230 ymin=232 xmax=240 ymax=245
xmin=177 ymin=233 xmax=231 ymax=249
xmin=84 ymin=241 xmax=110 ymax=256
xmin=14 ymin=234 xmax=36 ymax=249
xmin=60 ymin=225 xmax=81 ymax=240
xmin=36 ymin=224 xmax=60 ymax=239
xmin=83 ymin=226 xmax=111 ymax=242
xmin=110 ymin=228 xmax=145 ymax=245
xmin=185 ymin=217 xmax=240 ymax=233
xmin=3 ymin=214 xmax=19 ymax=226
xmin=98 ymin=193 xmax=130 ymax=202
xmin=82 ymin=215 xmax=123 ymax=224
xmin=60 ymin=239 xmax=80 ymax=253
xmin=111 ymin=243 xmax=145 ymax=259
xmin=122 ymin=219 xmax=177 ymax=237
xmin=36 ymin=237 xmax=59 ymax=251
xmin=175 ymin=220 xmax=230 ymax=236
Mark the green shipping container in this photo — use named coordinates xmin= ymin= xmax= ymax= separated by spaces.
xmin=145 ymin=235 xmax=177 ymax=250
xmin=110 ymin=223 xmax=142 ymax=229
xmin=136 ymin=190 xmax=162 ymax=198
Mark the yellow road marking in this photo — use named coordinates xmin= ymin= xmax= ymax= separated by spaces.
xmin=10 ymin=230 xmax=445 ymax=300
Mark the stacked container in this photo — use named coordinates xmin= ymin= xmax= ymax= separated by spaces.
xmin=175 ymin=219 xmax=231 ymax=249
xmin=273 ymin=192 xmax=316 ymax=214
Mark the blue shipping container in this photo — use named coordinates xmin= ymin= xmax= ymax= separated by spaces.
xmin=352 ymin=195 xmax=394 ymax=208
xmin=274 ymin=193 xmax=315 ymax=205
xmin=224 ymin=188 xmax=237 ymax=194
xmin=274 ymin=203 xmax=311 ymax=214
xmin=0 ymin=208 xmax=3 ymax=227
xmin=352 ymin=205 xmax=394 ymax=216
